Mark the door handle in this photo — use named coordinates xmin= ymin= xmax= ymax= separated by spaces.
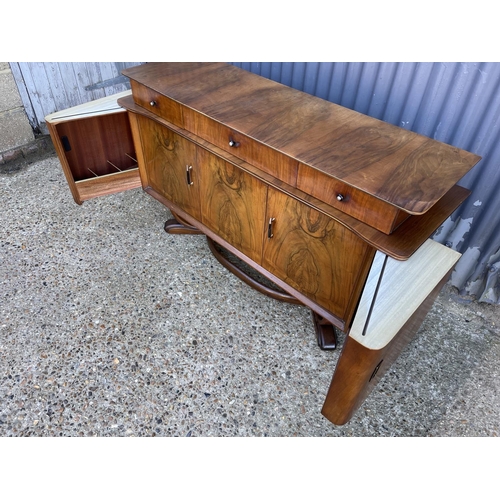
xmin=186 ymin=165 xmax=193 ymax=185
xmin=268 ymin=217 xmax=276 ymax=239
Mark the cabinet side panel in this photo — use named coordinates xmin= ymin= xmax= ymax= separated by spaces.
xmin=321 ymin=271 xmax=451 ymax=425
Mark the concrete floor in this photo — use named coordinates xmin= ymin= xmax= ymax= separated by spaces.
xmin=1 ymin=152 xmax=499 ymax=437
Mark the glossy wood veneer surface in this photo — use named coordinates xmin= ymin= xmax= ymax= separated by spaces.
xmin=118 ymin=95 xmax=471 ymax=261
xmin=53 ymin=112 xmax=137 ymax=182
xmin=262 ymin=187 xmax=375 ymax=322
xmin=135 ymin=108 xmax=371 ymax=325
xmin=122 ymin=62 xmax=481 ymax=216
xmin=296 ymin=162 xmax=410 ymax=234
xmin=137 ymin=115 xmax=202 ymax=221
xmin=198 ymin=147 xmax=268 ymax=264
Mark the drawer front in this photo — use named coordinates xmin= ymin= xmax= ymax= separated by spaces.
xmin=297 ymin=163 xmax=410 ymax=234
xmin=130 ymin=81 xmax=184 ymax=128
xmin=183 ymin=107 xmax=298 ymax=187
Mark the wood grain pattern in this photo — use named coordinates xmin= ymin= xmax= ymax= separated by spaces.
xmin=127 ymin=111 xmax=150 ymax=190
xmin=47 ymin=104 xmax=140 ymax=204
xmin=262 ymin=187 xmax=375 ymax=322
xmin=54 ymin=113 xmax=137 ymax=181
xmin=183 ymin=107 xmax=298 ymax=186
xmin=297 ymin=162 xmax=409 ymax=234
xmin=119 ymin=96 xmax=471 ymax=261
xmin=130 ymin=80 xmax=184 ymax=128
xmin=46 ymin=120 xmax=83 ymax=204
xmin=137 ymin=115 xmax=201 ymax=221
xmin=122 ymin=62 xmax=481 ymax=215
xmin=198 ymin=148 xmax=267 ymax=264
xmin=75 ymin=168 xmax=141 ymax=201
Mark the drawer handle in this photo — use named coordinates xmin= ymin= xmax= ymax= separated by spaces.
xmin=336 ymin=193 xmax=345 ymax=201
xmin=229 ymin=139 xmax=240 ymax=148
xmin=186 ymin=165 xmax=193 ymax=185
xmin=268 ymin=217 xmax=276 ymax=239
xmin=150 ymin=100 xmax=157 ymax=107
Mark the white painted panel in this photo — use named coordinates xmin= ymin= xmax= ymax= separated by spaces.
xmin=45 ymin=90 xmax=131 ymax=123
xmin=350 ymin=239 xmax=461 ymax=350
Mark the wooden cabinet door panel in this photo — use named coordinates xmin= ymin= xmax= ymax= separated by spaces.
xmin=137 ymin=115 xmax=201 ymax=220
xmin=198 ymin=148 xmax=267 ymax=264
xmin=262 ymin=187 xmax=374 ymax=322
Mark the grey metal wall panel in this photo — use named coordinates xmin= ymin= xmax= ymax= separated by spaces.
xmin=231 ymin=62 xmax=500 ymax=303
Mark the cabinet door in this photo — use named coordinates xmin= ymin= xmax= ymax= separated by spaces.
xmin=262 ymin=187 xmax=374 ymax=323
xmin=137 ymin=115 xmax=201 ymax=220
xmin=198 ymin=148 xmax=267 ymax=264
xmin=46 ymin=91 xmax=141 ymax=205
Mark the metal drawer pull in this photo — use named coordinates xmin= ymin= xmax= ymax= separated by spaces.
xmin=150 ymin=100 xmax=157 ymax=107
xmin=336 ymin=193 xmax=345 ymax=201
xmin=186 ymin=165 xmax=193 ymax=185
xmin=229 ymin=139 xmax=240 ymax=147
xmin=268 ymin=217 xmax=276 ymax=239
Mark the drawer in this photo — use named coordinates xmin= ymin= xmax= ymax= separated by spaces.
xmin=297 ymin=163 xmax=410 ymax=234
xmin=183 ymin=107 xmax=298 ymax=187
xmin=130 ymin=81 xmax=184 ymax=128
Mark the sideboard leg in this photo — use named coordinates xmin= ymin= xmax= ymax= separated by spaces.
xmin=312 ymin=311 xmax=338 ymax=350
xmin=321 ymin=271 xmax=449 ymax=425
xmin=164 ymin=211 xmax=203 ymax=235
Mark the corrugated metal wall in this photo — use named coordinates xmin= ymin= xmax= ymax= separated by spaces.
xmin=11 ymin=62 xmax=500 ymax=303
xmin=230 ymin=62 xmax=500 ymax=304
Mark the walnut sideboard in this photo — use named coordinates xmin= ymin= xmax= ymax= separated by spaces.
xmin=45 ymin=62 xmax=481 ymax=425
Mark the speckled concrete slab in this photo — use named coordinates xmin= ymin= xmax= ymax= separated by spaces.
xmin=1 ymin=154 xmax=499 ymax=436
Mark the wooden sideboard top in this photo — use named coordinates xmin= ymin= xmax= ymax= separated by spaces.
xmin=122 ymin=62 xmax=481 ymax=216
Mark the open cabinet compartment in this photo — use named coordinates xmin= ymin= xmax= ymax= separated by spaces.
xmin=46 ymin=90 xmax=141 ymax=204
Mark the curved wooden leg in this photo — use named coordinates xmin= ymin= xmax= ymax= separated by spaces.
xmin=164 ymin=211 xmax=203 ymax=235
xmin=312 ymin=311 xmax=338 ymax=350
